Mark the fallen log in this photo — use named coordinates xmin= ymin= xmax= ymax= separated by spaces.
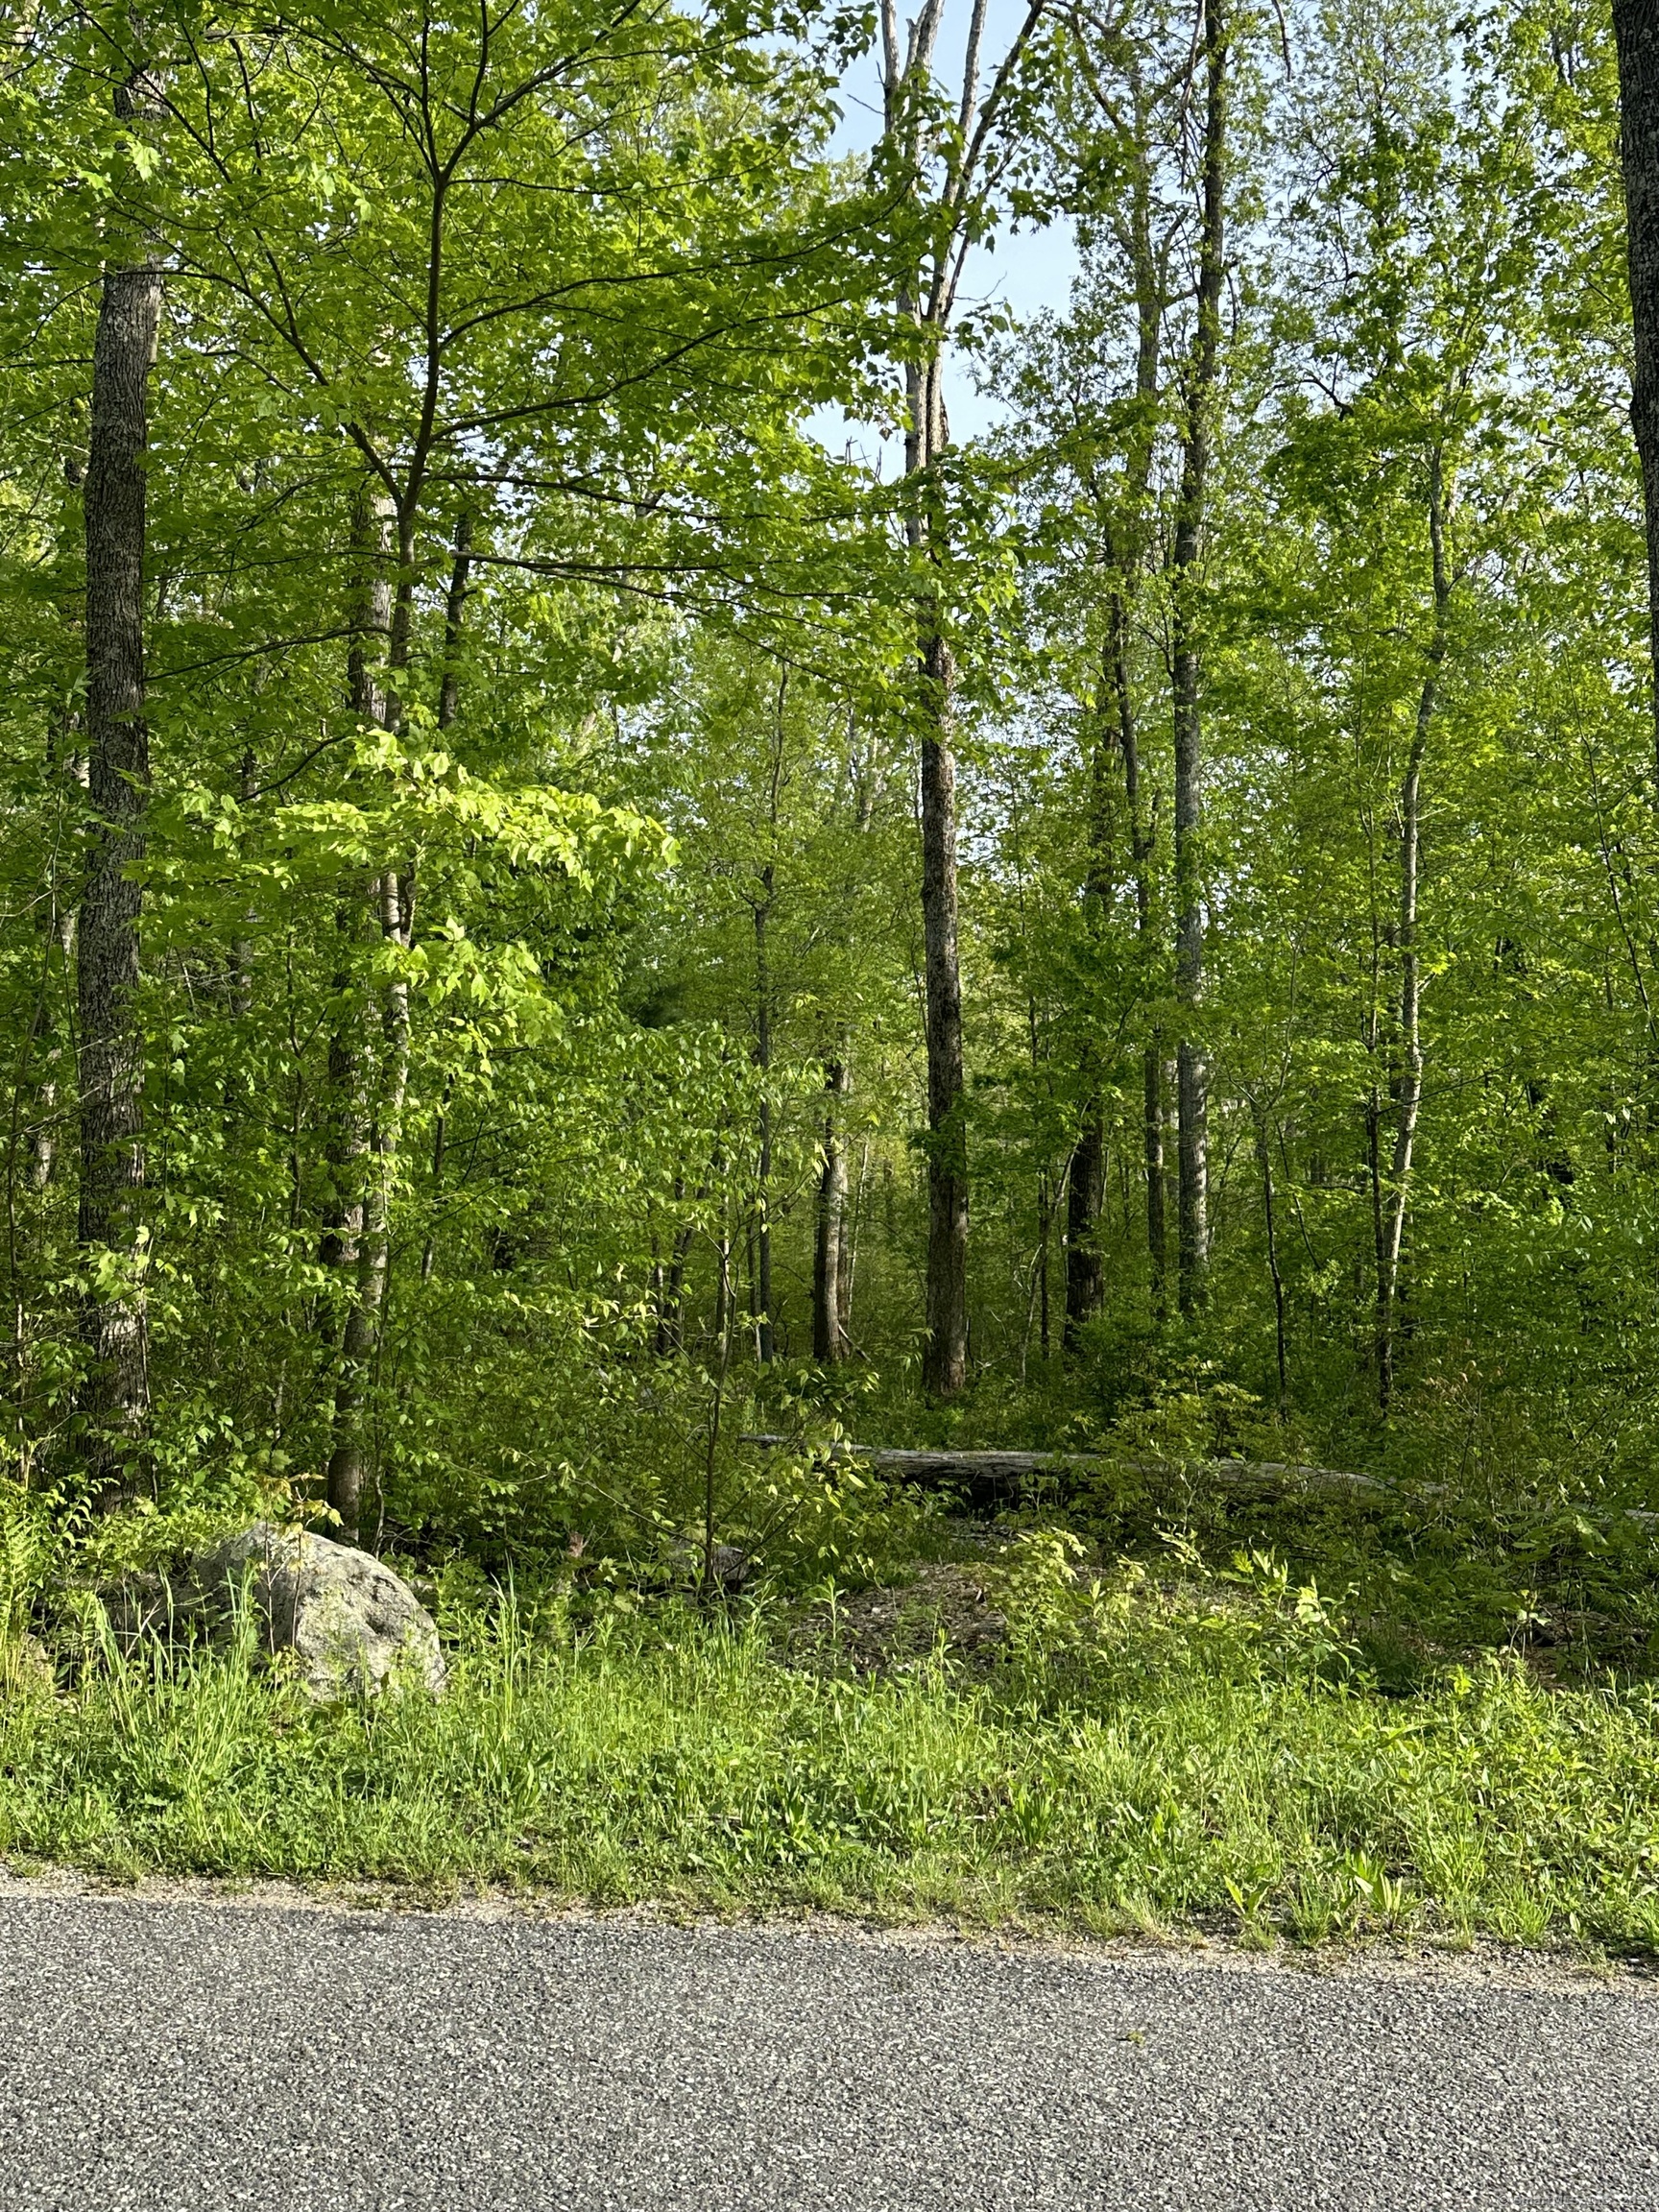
xmin=737 ymin=1435 xmax=1394 ymax=1509
xmin=737 ymin=1435 xmax=1659 ymax=1532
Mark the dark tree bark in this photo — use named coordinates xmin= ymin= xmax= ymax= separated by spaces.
xmin=1616 ymin=1 xmax=1659 ymax=771
xmin=1254 ymin=1103 xmax=1288 ymax=1416
xmin=1063 ymin=1126 xmax=1105 ymax=1349
xmin=1170 ymin=0 xmax=1228 ymax=1317
xmin=909 ymin=287 xmax=969 ymax=1400
xmin=77 ymin=232 xmax=163 ymax=1495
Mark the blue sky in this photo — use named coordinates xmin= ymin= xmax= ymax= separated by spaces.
xmin=808 ymin=0 xmax=1080 ymax=455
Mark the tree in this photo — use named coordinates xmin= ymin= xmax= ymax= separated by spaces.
xmin=145 ymin=0 xmax=879 ymax=1533
xmin=1168 ymin=0 xmax=1227 ymax=1317
xmin=76 ymin=19 xmax=165 ymax=1497
xmin=1615 ymin=0 xmax=1659 ymax=765
xmin=875 ymin=0 xmax=1050 ymax=1396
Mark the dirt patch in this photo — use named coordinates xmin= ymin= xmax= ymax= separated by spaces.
xmin=787 ymin=1562 xmax=1009 ymax=1675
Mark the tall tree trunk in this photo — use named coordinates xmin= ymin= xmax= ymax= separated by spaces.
xmin=77 ymin=204 xmax=163 ymax=1495
xmin=1376 ymin=455 xmax=1451 ymax=1410
xmin=919 ymin=632 xmax=969 ymax=1395
xmin=1122 ymin=177 xmax=1170 ymax=1323
xmin=1064 ymin=1125 xmax=1105 ymax=1350
xmin=1616 ymin=1 xmax=1659 ymax=772
xmin=1065 ymin=649 xmax=1110 ymax=1355
xmin=818 ymin=699 xmax=884 ymax=1362
xmin=1118 ymin=541 xmax=1166 ymax=1314
xmin=752 ymin=865 xmax=775 ymax=1365
xmin=877 ymin=0 xmax=1047 ymax=1394
xmin=419 ymin=517 xmax=472 ymax=1287
xmin=901 ymin=311 xmax=969 ymax=1398
xmin=1144 ymin=1040 xmax=1167 ymax=1314
xmin=1170 ymin=0 xmax=1227 ymax=1318
xmin=1066 ymin=660 xmax=1113 ymax=1349
xmin=323 ymin=482 xmax=393 ymax=1541
xmin=902 ymin=265 xmax=964 ymax=1386
xmin=1071 ymin=60 xmax=1168 ymax=1342
xmin=815 ymin=710 xmax=880 ymax=1361
xmin=749 ymin=675 xmax=786 ymax=1365
xmin=1036 ymin=1166 xmax=1052 ymax=1363
xmin=813 ymin=1056 xmax=851 ymax=1362
xmin=1255 ymin=1103 xmax=1288 ymax=1416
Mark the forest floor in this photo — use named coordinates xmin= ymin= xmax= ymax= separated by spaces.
xmin=6 ymin=1511 xmax=1659 ymax=1957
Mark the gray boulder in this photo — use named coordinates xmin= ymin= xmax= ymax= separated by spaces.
xmin=196 ymin=1524 xmax=446 ymax=1700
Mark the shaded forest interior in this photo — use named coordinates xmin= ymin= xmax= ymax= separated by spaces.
xmin=9 ymin=0 xmax=1659 ymax=1703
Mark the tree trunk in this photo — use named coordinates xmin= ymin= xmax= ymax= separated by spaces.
xmin=815 ymin=700 xmax=879 ymax=1367
xmin=752 ymin=861 xmax=775 ymax=1364
xmin=1376 ymin=455 xmax=1451 ymax=1410
xmin=324 ymin=482 xmax=394 ymax=1541
xmin=1036 ymin=1166 xmax=1052 ymax=1363
xmin=920 ymin=632 xmax=969 ymax=1396
xmin=77 ymin=244 xmax=163 ymax=1497
xmin=1255 ymin=1104 xmax=1288 ymax=1416
xmin=1616 ymin=0 xmax=1659 ymax=773
xmin=876 ymin=0 xmax=1046 ymax=1397
xmin=1120 ymin=589 xmax=1166 ymax=1316
xmin=840 ymin=1142 xmax=863 ymax=1344
xmin=418 ymin=518 xmax=473 ymax=1288
xmin=1143 ymin=1042 xmax=1167 ymax=1313
xmin=813 ymin=1056 xmax=851 ymax=1361
xmin=1071 ymin=63 xmax=1168 ymax=1343
xmin=1170 ymin=0 xmax=1228 ymax=1318
xmin=915 ymin=325 xmax=968 ymax=1392
xmin=1065 ymin=650 xmax=1114 ymax=1348
xmin=1064 ymin=1124 xmax=1104 ymax=1350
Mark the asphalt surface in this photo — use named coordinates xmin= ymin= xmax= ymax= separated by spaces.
xmin=2 ymin=1893 xmax=1657 ymax=2210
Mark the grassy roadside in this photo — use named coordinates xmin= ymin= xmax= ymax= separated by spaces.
xmin=5 ymin=1544 xmax=1659 ymax=1952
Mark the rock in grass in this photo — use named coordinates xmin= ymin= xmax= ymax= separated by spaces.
xmin=195 ymin=1525 xmax=446 ymax=1701
xmin=95 ymin=1568 xmax=209 ymax=1652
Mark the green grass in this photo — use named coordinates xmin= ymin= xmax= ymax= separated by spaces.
xmin=6 ymin=1566 xmax=1659 ymax=1952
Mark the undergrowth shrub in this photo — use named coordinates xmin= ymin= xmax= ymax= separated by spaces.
xmin=991 ymin=1527 xmax=1353 ymax=1703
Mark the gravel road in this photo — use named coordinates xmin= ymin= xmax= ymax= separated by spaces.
xmin=2 ymin=1888 xmax=1656 ymax=2210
